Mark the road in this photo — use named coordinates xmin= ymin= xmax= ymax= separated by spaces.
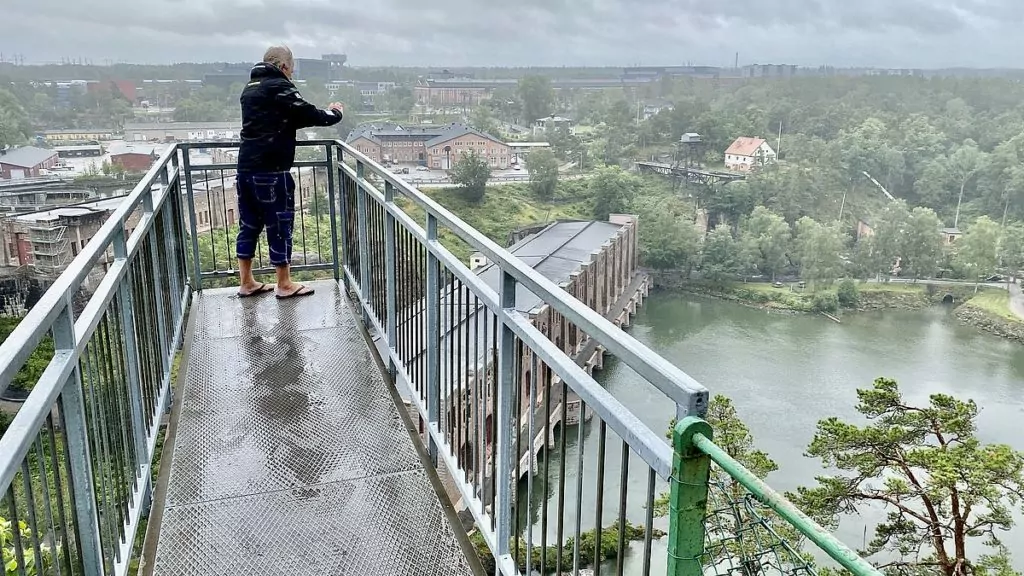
xmin=1009 ymin=282 xmax=1024 ymax=320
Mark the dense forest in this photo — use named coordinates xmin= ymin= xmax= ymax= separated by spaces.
xmin=470 ymin=75 xmax=1024 ymax=285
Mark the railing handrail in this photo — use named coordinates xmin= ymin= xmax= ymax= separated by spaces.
xmin=344 ymin=172 xmax=675 ymax=478
xmin=679 ymin=418 xmax=882 ymax=576
xmin=331 ymin=139 xmax=711 ymax=418
xmin=0 ymin=143 xmax=178 ymax=396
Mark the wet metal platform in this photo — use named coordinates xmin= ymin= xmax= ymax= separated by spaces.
xmin=149 ymin=280 xmax=476 ymax=576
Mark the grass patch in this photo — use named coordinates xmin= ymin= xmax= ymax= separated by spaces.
xmin=398 ymin=183 xmax=591 ymax=262
xmin=965 ymin=291 xmax=1022 ymax=322
xmin=858 ymin=282 xmax=928 ymax=294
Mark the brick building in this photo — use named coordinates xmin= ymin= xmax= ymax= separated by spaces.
xmin=0 ymin=147 xmax=60 ymax=180
xmin=111 ymin=152 xmax=158 ymax=173
xmin=347 ymin=123 xmax=511 ymax=169
xmin=39 ymin=129 xmax=116 ymax=144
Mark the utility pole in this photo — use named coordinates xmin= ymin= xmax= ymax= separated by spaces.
xmin=776 ymin=121 xmax=783 ymax=158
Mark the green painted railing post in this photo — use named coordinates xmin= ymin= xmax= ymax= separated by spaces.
xmin=667 ymin=416 xmax=713 ymax=576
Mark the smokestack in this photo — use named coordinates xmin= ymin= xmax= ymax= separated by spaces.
xmin=735 ymin=52 xmax=739 ymax=70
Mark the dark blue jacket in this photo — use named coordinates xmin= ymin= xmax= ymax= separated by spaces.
xmin=237 ymin=62 xmax=342 ymax=173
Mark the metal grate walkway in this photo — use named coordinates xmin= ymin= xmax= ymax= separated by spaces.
xmin=149 ymin=280 xmax=475 ymax=576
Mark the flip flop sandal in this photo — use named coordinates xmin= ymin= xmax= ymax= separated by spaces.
xmin=276 ymin=285 xmax=316 ymax=300
xmin=237 ymin=283 xmax=274 ymax=298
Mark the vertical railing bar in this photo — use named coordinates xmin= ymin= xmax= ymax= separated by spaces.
xmin=425 ymin=214 xmax=440 ymax=464
xmin=180 ymin=149 xmax=203 ymax=291
xmin=113 ymin=227 xmax=151 ymax=477
xmin=6 ymin=485 xmax=28 ymax=576
xmin=54 ymin=296 xmax=106 ymax=575
xmin=444 ymin=270 xmax=451 ymax=447
xmin=541 ymin=361 xmax=551 ymax=576
xmin=20 ymin=461 xmax=45 ymax=576
xmin=297 ymin=166 xmax=309 ymax=267
xmin=385 ymin=181 xmax=398 ymax=381
xmin=495 ymin=270 xmax=516 ymax=557
xmin=83 ymin=337 xmax=115 ymax=565
xmin=356 ymin=161 xmax=371 ymax=323
xmin=525 ymin=352 xmax=537 ymax=575
xmin=456 ymin=277 xmax=464 ymax=470
xmin=327 ymin=145 xmax=341 ymax=281
xmin=556 ymin=380 xmax=568 ymax=575
xmin=97 ymin=315 xmax=128 ymax=534
xmin=513 ymin=339 xmax=523 ymax=565
xmin=337 ymin=148 xmax=350 ymax=277
xmin=141 ymin=184 xmax=169 ymax=376
xmin=473 ymin=293 xmax=481 ymax=498
xmin=203 ymin=169 xmax=218 ymax=272
xmin=311 ymin=159 xmax=324 ymax=264
xmin=218 ymin=166 xmax=231 ymax=267
xmin=594 ymin=420 xmax=607 ymax=576
xmin=47 ymin=413 xmax=76 ymax=576
xmin=572 ymin=400 xmax=587 ymax=576
xmin=490 ymin=312 xmax=498 ymax=531
xmin=643 ymin=468 xmax=656 ymax=576
xmin=616 ymin=442 xmax=630 ymax=576
xmin=35 ymin=436 xmax=65 ymax=576
xmin=159 ymin=165 xmax=180 ymax=324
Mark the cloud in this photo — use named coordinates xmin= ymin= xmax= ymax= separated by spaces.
xmin=0 ymin=0 xmax=1018 ymax=68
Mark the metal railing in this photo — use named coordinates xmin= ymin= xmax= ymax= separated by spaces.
xmin=0 ymin=145 xmax=189 ymax=576
xmin=327 ymin=142 xmax=881 ymax=576
xmin=0 ymin=139 xmax=880 ymax=576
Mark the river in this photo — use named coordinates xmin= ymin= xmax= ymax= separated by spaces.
xmin=520 ymin=291 xmax=1024 ymax=574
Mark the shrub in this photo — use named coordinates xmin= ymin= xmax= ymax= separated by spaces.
xmin=812 ymin=291 xmax=839 ymax=313
xmin=837 ymin=279 xmax=859 ymax=308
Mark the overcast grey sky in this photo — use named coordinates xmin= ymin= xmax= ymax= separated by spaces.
xmin=0 ymin=0 xmax=1020 ymax=68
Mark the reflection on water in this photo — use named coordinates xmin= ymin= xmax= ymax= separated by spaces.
xmin=524 ymin=291 xmax=1024 ymax=573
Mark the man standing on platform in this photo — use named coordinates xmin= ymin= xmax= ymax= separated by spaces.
xmin=234 ymin=45 xmax=344 ymax=299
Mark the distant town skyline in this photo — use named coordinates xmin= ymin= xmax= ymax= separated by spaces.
xmin=0 ymin=0 xmax=1019 ymax=70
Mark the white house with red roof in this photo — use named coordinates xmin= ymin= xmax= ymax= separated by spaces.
xmin=724 ymin=136 xmax=777 ymax=172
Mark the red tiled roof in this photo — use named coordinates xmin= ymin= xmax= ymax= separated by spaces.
xmin=725 ymin=137 xmax=767 ymax=157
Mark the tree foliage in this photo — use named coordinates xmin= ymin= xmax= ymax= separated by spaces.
xmin=791 ymin=378 xmax=1024 ymax=576
xmin=450 ymin=150 xmax=491 ymax=203
xmin=701 ymin=226 xmax=743 ymax=284
xmin=956 ymin=216 xmax=1001 ymax=283
xmin=739 ymin=207 xmax=792 ymax=282
xmin=0 ymin=88 xmax=32 ymax=149
xmin=590 ymin=167 xmax=638 ymax=221
xmin=517 ymin=75 xmax=554 ymax=124
xmin=527 ymin=148 xmax=560 ymax=200
xmin=638 ymin=210 xmax=702 ymax=271
xmin=793 ymin=217 xmax=848 ymax=288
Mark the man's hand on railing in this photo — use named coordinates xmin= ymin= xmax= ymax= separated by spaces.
xmin=328 ymin=102 xmax=345 ymax=116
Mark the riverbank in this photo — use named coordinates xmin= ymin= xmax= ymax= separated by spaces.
xmin=652 ymin=278 xmax=977 ymax=314
xmin=955 ymin=290 xmax=1024 ymax=344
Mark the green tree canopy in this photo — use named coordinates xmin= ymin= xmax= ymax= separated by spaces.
xmin=527 ymin=148 xmax=559 ymax=200
xmin=590 ymin=167 xmax=638 ymax=221
xmin=638 ymin=211 xmax=702 ymax=271
xmin=450 ymin=150 xmax=491 ymax=203
xmin=0 ymin=88 xmax=32 ymax=149
xmin=739 ymin=207 xmax=792 ymax=282
xmin=793 ymin=217 xmax=848 ymax=288
xmin=957 ymin=216 xmax=1001 ymax=283
xmin=517 ymin=75 xmax=554 ymax=124
xmin=792 ymin=378 xmax=1024 ymax=576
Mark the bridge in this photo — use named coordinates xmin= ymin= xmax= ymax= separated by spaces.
xmin=0 ymin=141 xmax=880 ymax=576
xmin=634 ymin=161 xmax=746 ymax=187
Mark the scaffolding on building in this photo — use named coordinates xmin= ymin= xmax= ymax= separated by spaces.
xmin=27 ymin=216 xmax=71 ymax=277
